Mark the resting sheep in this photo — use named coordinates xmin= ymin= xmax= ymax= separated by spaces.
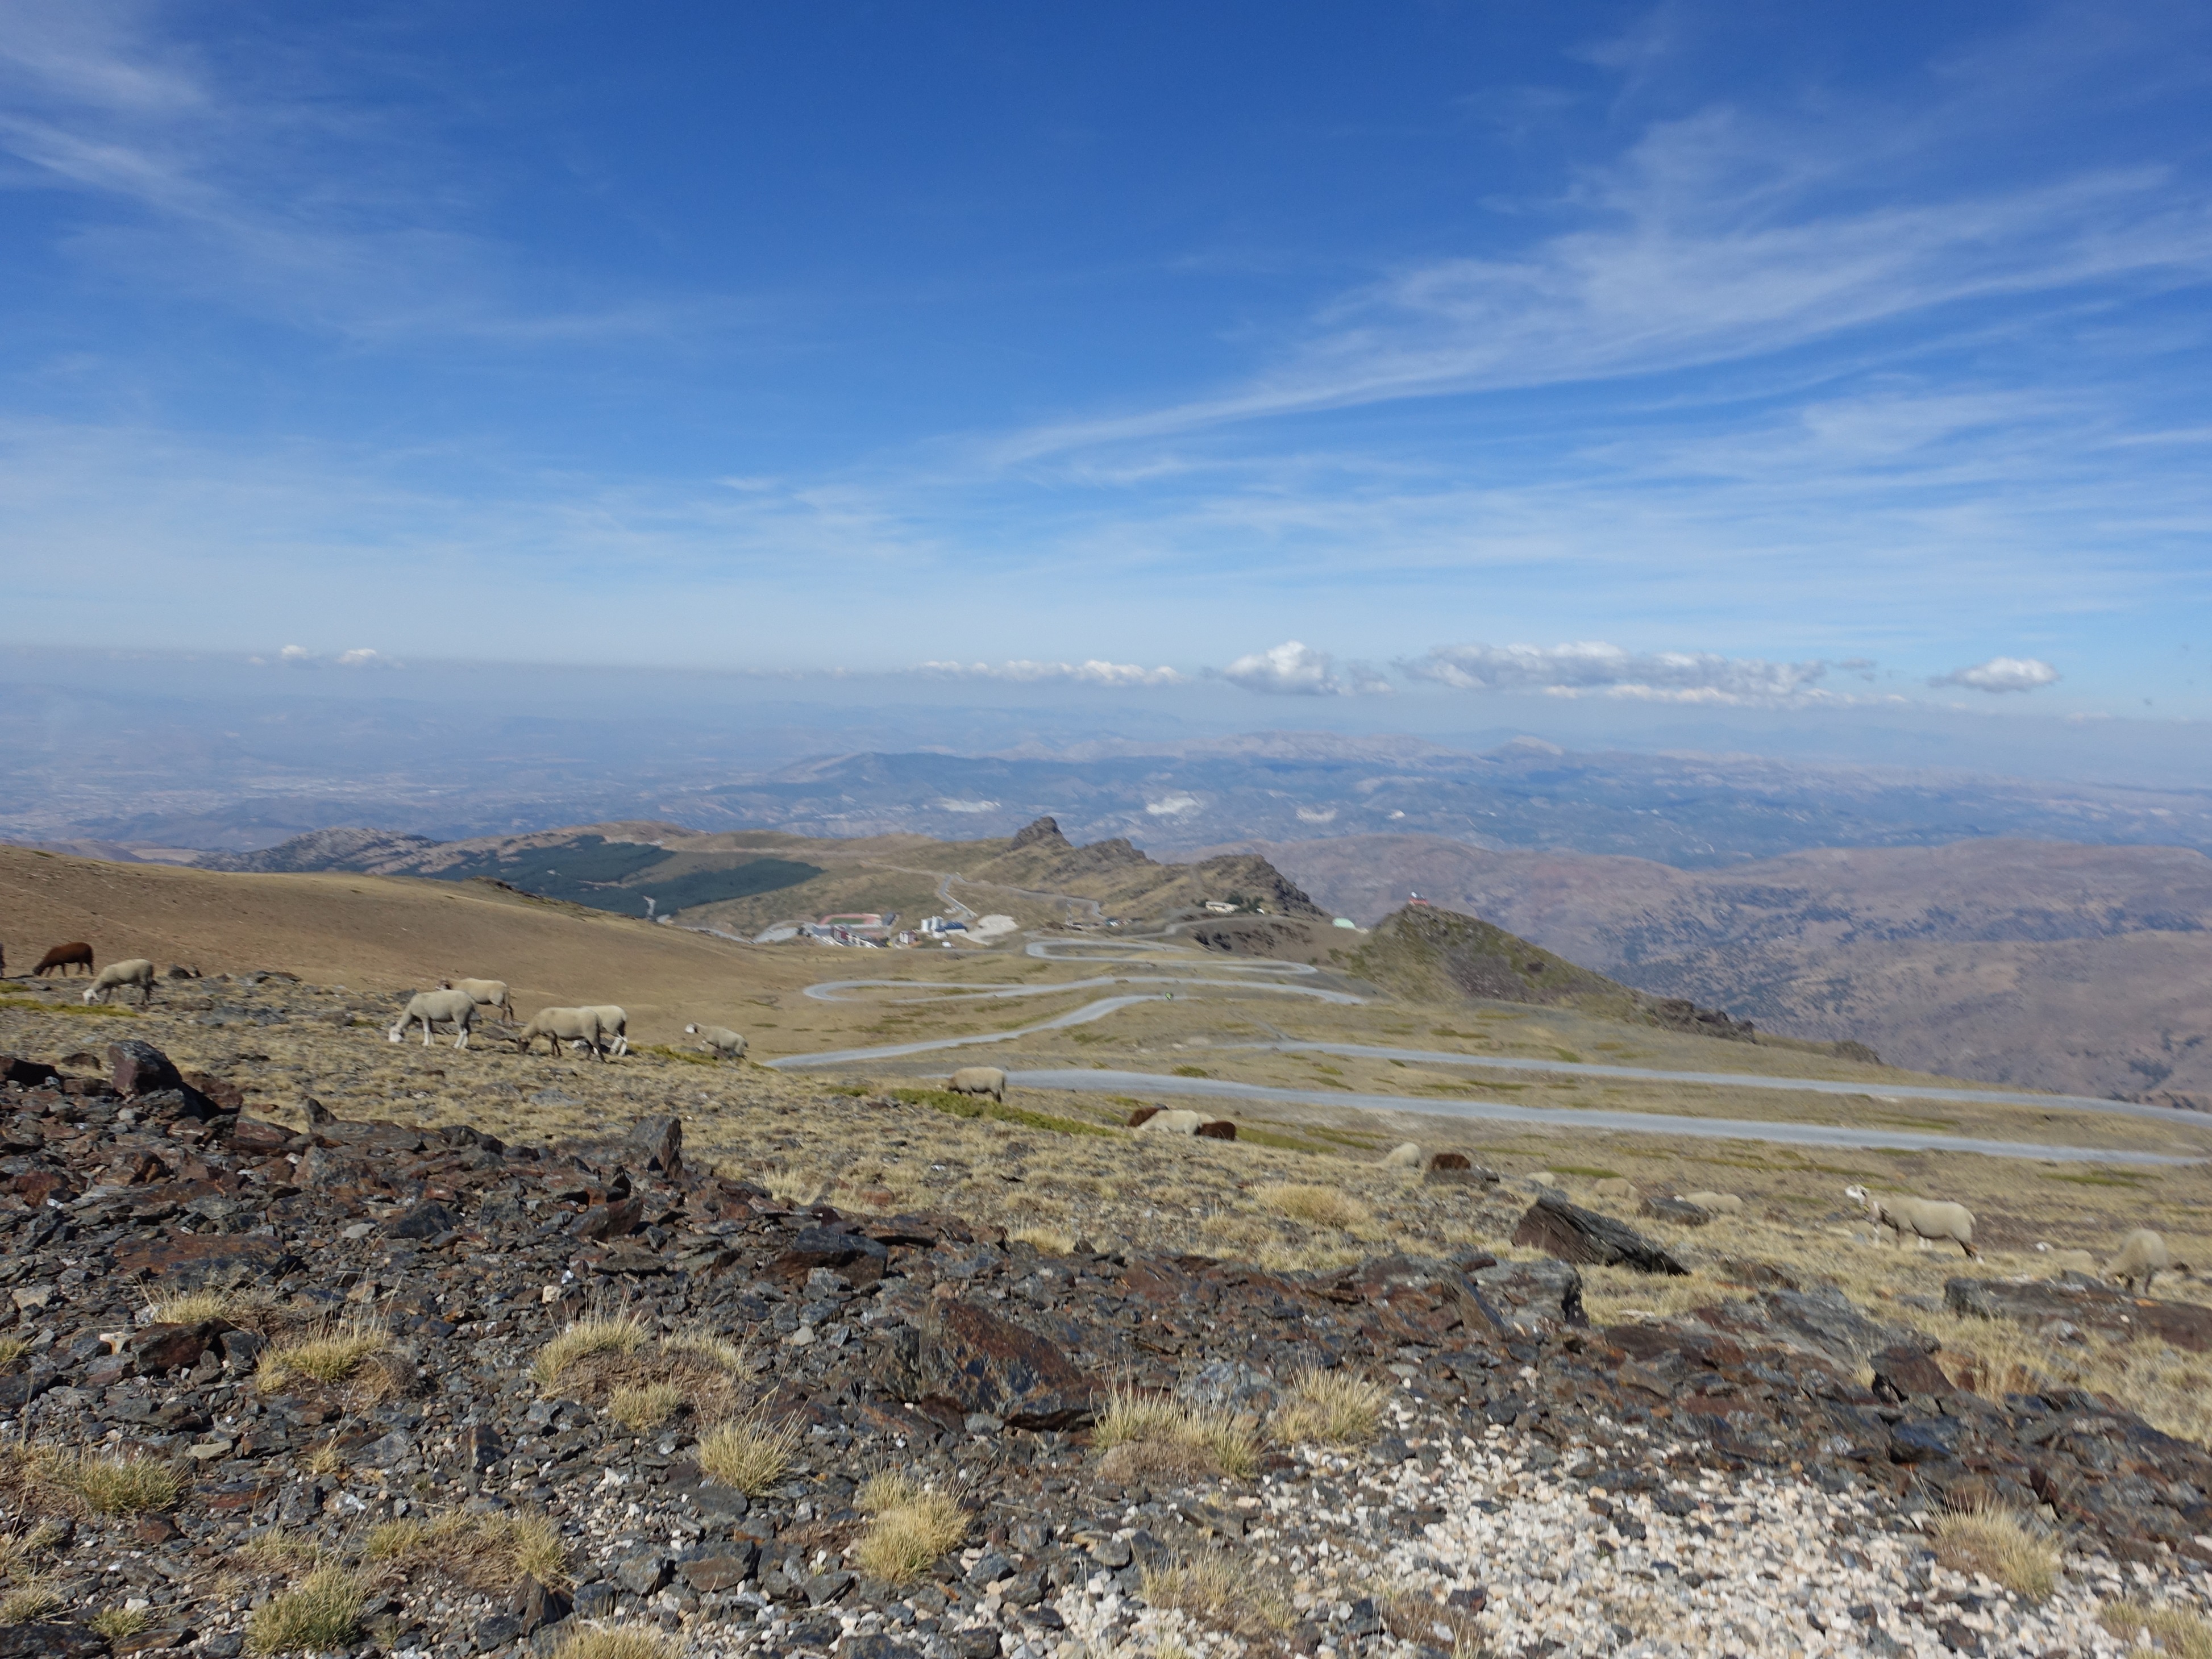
xmin=387 ymin=988 xmax=479 ymax=1048
xmin=82 ymin=958 xmax=156 ymax=1007
xmin=947 ymin=1066 xmax=1006 ymax=1103
xmin=2106 ymin=1229 xmax=2175 ymax=1294
xmin=1844 ymin=1184 xmax=1980 ymax=1258
xmin=684 ymin=1023 xmax=749 ymax=1059
xmin=35 ymin=942 xmax=94 ymax=978
xmin=518 ymin=1007 xmax=605 ymax=1061
xmin=441 ymin=978 xmax=514 ymax=1019
xmin=1382 ymin=1142 xmax=1423 ymax=1168
xmin=1676 ymin=1190 xmax=1746 ymax=1216
xmin=1137 ymin=1108 xmax=1205 ymax=1135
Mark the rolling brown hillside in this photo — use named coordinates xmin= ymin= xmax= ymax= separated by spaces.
xmin=1209 ymin=833 xmax=2212 ymax=1103
xmin=0 ymin=846 xmax=818 ymax=1042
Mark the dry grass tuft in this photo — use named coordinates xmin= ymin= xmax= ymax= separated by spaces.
xmin=364 ymin=1509 xmax=568 ymax=1590
xmin=1255 ymin=1183 xmax=1370 ymax=1230
xmin=257 ymin=1317 xmax=390 ymax=1392
xmin=238 ymin=1531 xmax=325 ymax=1575
xmin=246 ymin=1566 xmax=364 ymax=1655
xmin=1093 ymin=1384 xmax=1258 ymax=1480
xmin=90 ymin=1607 xmax=151 ymax=1640
xmin=657 ymin=1329 xmax=747 ymax=1373
xmin=0 ymin=1338 xmax=28 ymax=1369
xmin=1140 ymin=1554 xmax=1291 ymax=1637
xmin=698 ymin=1407 xmax=804 ymax=1495
xmin=302 ymin=1440 xmax=346 ymax=1478
xmin=2102 ymin=1599 xmax=2212 ymax=1658
xmin=852 ymin=1473 xmax=968 ymax=1585
xmin=548 ymin=1625 xmax=681 ymax=1659
xmin=1011 ymin=1225 xmax=1076 ymax=1254
xmin=1930 ymin=1504 xmax=2058 ymax=1600
xmin=9 ymin=1447 xmax=185 ymax=1517
xmin=533 ymin=1314 xmax=646 ymax=1388
xmin=0 ymin=1581 xmax=62 ymax=1625
xmin=608 ymin=1382 xmax=685 ymax=1433
xmin=1271 ymin=1367 xmax=1387 ymax=1446
xmin=148 ymin=1287 xmax=275 ymax=1328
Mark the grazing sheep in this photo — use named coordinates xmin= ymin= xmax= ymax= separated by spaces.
xmin=2106 ymin=1229 xmax=2174 ymax=1294
xmin=581 ymin=1005 xmax=628 ymax=1056
xmin=1676 ymin=1190 xmax=1746 ymax=1216
xmin=1382 ymin=1142 xmax=1423 ymax=1168
xmin=386 ymin=988 xmax=479 ymax=1048
xmin=1194 ymin=1120 xmax=1237 ymax=1141
xmin=1137 ymin=1108 xmax=1205 ymax=1136
xmin=441 ymin=978 xmax=514 ymax=1018
xmin=683 ymin=1023 xmax=748 ymax=1059
xmin=518 ymin=1007 xmax=606 ymax=1061
xmin=82 ymin=958 xmax=156 ymax=1007
xmin=1844 ymin=1184 xmax=1980 ymax=1259
xmin=947 ymin=1066 xmax=1007 ymax=1103
xmin=1125 ymin=1105 xmax=1162 ymax=1128
xmin=1593 ymin=1176 xmax=1637 ymax=1200
xmin=34 ymin=942 xmax=94 ymax=978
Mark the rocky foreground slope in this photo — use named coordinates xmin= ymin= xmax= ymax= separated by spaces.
xmin=2 ymin=1042 xmax=2209 ymax=1658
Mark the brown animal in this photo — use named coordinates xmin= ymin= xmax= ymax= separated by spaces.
xmin=34 ymin=942 xmax=94 ymax=977
xmin=1194 ymin=1120 xmax=1237 ymax=1141
xmin=1126 ymin=1105 xmax=1162 ymax=1128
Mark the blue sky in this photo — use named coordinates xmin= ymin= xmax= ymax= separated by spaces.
xmin=3 ymin=2 xmax=2209 ymax=737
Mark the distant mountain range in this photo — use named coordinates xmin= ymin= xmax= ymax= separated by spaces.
xmin=1214 ymin=833 xmax=2212 ymax=1107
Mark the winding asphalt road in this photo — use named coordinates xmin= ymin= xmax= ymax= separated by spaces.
xmin=762 ymin=936 xmax=2206 ymax=1166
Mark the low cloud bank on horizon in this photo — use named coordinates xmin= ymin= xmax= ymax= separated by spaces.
xmin=895 ymin=639 xmax=2062 ymax=708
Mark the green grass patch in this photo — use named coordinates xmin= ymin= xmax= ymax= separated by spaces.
xmin=635 ymin=1045 xmax=719 ymax=1066
xmin=1234 ymin=1128 xmax=1335 ymax=1154
xmin=1171 ymin=1065 xmax=1210 ymax=1078
xmin=889 ymin=1087 xmax=1121 ymax=1139
xmin=0 ymin=997 xmax=135 ymax=1018
xmin=2044 ymin=1169 xmax=2153 ymax=1188
xmin=1549 ymin=1165 xmax=1622 ymax=1179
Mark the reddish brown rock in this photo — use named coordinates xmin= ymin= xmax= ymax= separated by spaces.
xmin=1870 ymin=1344 xmax=1954 ymax=1401
xmin=1514 ymin=1193 xmax=1687 ymax=1275
xmin=108 ymin=1040 xmax=181 ymax=1097
xmin=112 ymin=1231 xmax=300 ymax=1283
xmin=917 ymin=1299 xmax=1097 ymax=1429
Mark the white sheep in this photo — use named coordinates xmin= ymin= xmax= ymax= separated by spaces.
xmin=1844 ymin=1184 xmax=1980 ymax=1259
xmin=1382 ymin=1142 xmax=1423 ymax=1168
xmin=567 ymin=1005 xmax=627 ymax=1057
xmin=518 ymin=1007 xmax=605 ymax=1061
xmin=684 ymin=1023 xmax=749 ymax=1059
xmin=1677 ymin=1190 xmax=1746 ymax=1216
xmin=2106 ymin=1228 xmax=2175 ymax=1294
xmin=1137 ymin=1108 xmax=1205 ymax=1135
xmin=441 ymin=978 xmax=514 ymax=1018
xmin=947 ymin=1065 xmax=1007 ymax=1103
xmin=2034 ymin=1244 xmax=2100 ymax=1277
xmin=388 ymin=988 xmax=480 ymax=1048
xmin=82 ymin=959 xmax=157 ymax=1007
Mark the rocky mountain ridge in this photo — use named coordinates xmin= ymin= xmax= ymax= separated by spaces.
xmin=2 ymin=1035 xmax=2209 ymax=1658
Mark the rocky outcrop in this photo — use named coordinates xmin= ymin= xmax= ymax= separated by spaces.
xmin=1945 ymin=1274 xmax=2212 ymax=1352
xmin=1512 ymin=1193 xmax=1688 ymax=1275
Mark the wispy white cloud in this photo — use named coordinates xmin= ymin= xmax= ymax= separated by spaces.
xmin=1931 ymin=655 xmax=2060 ymax=692
xmin=1220 ymin=641 xmax=1391 ymax=697
xmin=916 ymin=659 xmax=1188 ymax=687
xmin=1401 ymin=641 xmax=1870 ymax=706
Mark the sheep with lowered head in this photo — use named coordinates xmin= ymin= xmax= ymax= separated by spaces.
xmin=518 ymin=1006 xmax=606 ymax=1060
xmin=388 ymin=987 xmax=479 ymax=1048
xmin=1382 ymin=1142 xmax=1423 ymax=1168
xmin=82 ymin=958 xmax=156 ymax=1007
xmin=571 ymin=1005 xmax=627 ymax=1056
xmin=441 ymin=978 xmax=513 ymax=1018
xmin=2106 ymin=1228 xmax=2177 ymax=1294
xmin=1137 ymin=1108 xmax=1205 ymax=1136
xmin=947 ymin=1065 xmax=1006 ymax=1103
xmin=684 ymin=1022 xmax=748 ymax=1059
xmin=1844 ymin=1183 xmax=1980 ymax=1258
